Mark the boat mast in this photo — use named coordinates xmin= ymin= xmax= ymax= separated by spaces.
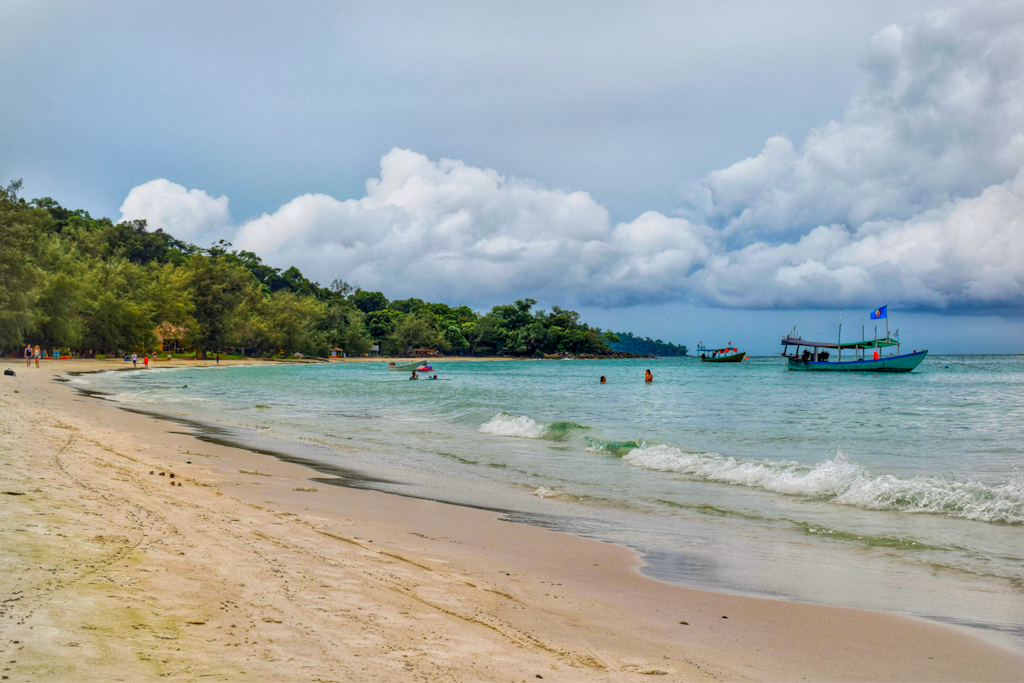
xmin=837 ymin=310 xmax=842 ymax=362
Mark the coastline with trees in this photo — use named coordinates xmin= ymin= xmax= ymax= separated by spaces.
xmin=2 ymin=181 xmax=688 ymax=361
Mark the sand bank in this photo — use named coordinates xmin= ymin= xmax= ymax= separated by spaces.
xmin=1 ymin=359 xmax=1021 ymax=681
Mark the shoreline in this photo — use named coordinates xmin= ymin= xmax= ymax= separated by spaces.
xmin=2 ymin=360 xmax=1023 ymax=681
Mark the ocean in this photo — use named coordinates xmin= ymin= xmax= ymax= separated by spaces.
xmin=81 ymin=355 xmax=1024 ymax=649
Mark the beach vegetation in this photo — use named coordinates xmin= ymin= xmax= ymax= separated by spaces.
xmin=1 ymin=183 xmax=672 ymax=358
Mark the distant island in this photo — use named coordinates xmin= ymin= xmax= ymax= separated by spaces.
xmin=1 ymin=181 xmax=661 ymax=360
xmin=609 ymin=332 xmax=688 ymax=357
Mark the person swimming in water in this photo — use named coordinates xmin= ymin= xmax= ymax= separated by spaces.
xmin=645 ymin=369 xmax=653 ymax=383
xmin=600 ymin=375 xmax=606 ymax=384
xmin=410 ymin=371 xmax=418 ymax=380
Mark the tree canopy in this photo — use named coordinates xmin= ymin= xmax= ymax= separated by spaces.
xmin=609 ymin=332 xmax=688 ymax=356
xmin=1 ymin=181 xmax=664 ymax=359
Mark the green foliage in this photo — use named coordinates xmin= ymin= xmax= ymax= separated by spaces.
xmin=257 ymin=290 xmax=327 ymax=356
xmin=364 ymin=309 xmax=402 ymax=340
xmin=104 ymin=219 xmax=195 ymax=265
xmin=352 ymin=290 xmax=389 ymax=314
xmin=321 ymin=303 xmax=372 ymax=357
xmin=2 ymin=185 xmax=653 ymax=359
xmin=609 ymin=332 xmax=688 ymax=356
xmin=0 ymin=180 xmax=46 ymax=350
xmin=185 ymin=255 xmax=260 ymax=358
xmin=383 ymin=311 xmax=445 ymax=355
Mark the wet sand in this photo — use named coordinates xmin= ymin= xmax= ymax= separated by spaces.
xmin=1 ymin=359 xmax=1022 ymax=681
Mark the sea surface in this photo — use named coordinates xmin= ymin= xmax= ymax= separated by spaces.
xmin=81 ymin=355 xmax=1024 ymax=649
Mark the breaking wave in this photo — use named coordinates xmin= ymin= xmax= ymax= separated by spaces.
xmin=586 ymin=436 xmax=647 ymax=455
xmin=624 ymin=446 xmax=1024 ymax=524
xmin=479 ymin=413 xmax=589 ymax=440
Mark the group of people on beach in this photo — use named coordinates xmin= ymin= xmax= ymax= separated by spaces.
xmin=24 ymin=345 xmax=40 ymax=367
xmin=600 ymin=369 xmax=654 ymax=384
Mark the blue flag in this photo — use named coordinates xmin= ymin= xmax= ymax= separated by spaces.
xmin=870 ymin=305 xmax=887 ymax=319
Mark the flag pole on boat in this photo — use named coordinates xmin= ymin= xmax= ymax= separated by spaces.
xmin=838 ymin=310 xmax=842 ymax=362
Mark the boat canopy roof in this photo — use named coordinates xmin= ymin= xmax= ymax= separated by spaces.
xmin=698 ymin=345 xmax=740 ymax=353
xmin=780 ymin=336 xmax=899 ymax=350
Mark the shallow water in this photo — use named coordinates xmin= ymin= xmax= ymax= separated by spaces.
xmin=86 ymin=355 xmax=1024 ymax=649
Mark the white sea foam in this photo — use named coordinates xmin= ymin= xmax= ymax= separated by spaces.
xmin=479 ymin=412 xmax=548 ymax=439
xmin=623 ymin=446 xmax=1024 ymax=524
xmin=533 ymin=486 xmax=561 ymax=498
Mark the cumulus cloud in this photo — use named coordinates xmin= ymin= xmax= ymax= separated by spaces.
xmin=119 ymin=178 xmax=230 ymax=242
xmin=231 ymin=149 xmax=713 ymax=304
xmin=685 ymin=3 xmax=1024 ymax=239
xmin=120 ymin=6 xmax=1024 ymax=312
xmin=691 ymin=167 xmax=1024 ymax=309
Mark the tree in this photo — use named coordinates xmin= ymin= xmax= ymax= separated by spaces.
xmin=185 ymin=255 xmax=259 ymax=358
xmin=330 ymin=278 xmax=356 ymax=298
xmin=105 ymin=219 xmax=194 ymax=265
xmin=321 ymin=303 xmax=372 ymax=356
xmin=352 ymin=289 xmax=389 ymax=314
xmin=364 ymin=308 xmax=402 ymax=341
xmin=260 ymin=291 xmax=326 ymax=356
xmin=82 ymin=293 xmax=154 ymax=354
xmin=383 ymin=312 xmax=443 ymax=355
xmin=444 ymin=325 xmax=469 ymax=353
xmin=389 ymin=297 xmax=426 ymax=314
xmin=0 ymin=180 xmax=46 ymax=351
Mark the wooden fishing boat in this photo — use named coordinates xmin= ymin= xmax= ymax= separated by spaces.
xmin=781 ymin=336 xmax=927 ymax=372
xmin=781 ymin=307 xmax=926 ymax=372
xmin=696 ymin=344 xmax=745 ymax=363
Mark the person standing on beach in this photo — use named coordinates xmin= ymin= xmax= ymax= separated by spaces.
xmin=143 ymin=354 xmax=149 ymax=369
xmin=216 ymin=353 xmax=220 ymax=365
xmin=131 ymin=352 xmax=137 ymax=368
xmin=34 ymin=345 xmax=41 ymax=368
xmin=24 ymin=344 xmax=31 ymax=367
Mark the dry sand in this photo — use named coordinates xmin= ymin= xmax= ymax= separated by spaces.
xmin=1 ymin=359 xmax=1022 ymax=682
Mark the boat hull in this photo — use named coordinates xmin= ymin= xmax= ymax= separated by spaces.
xmin=386 ymin=361 xmax=423 ymax=371
xmin=700 ymin=352 xmax=745 ymax=363
xmin=787 ymin=350 xmax=928 ymax=372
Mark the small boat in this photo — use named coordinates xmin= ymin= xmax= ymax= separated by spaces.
xmin=385 ymin=361 xmax=423 ymax=371
xmin=696 ymin=343 xmax=745 ymax=363
xmin=780 ymin=309 xmax=926 ymax=372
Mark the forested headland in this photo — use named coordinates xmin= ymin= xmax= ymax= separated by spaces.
xmin=609 ymin=332 xmax=688 ymax=356
xmin=1 ymin=181 xmax=641 ymax=359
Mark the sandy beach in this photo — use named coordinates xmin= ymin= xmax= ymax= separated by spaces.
xmin=1 ymin=359 xmax=1022 ymax=682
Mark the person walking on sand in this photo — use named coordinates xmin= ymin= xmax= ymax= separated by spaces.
xmin=143 ymin=354 xmax=149 ymax=369
xmin=645 ymin=369 xmax=653 ymax=383
xmin=131 ymin=352 xmax=138 ymax=369
xmin=33 ymin=345 xmax=41 ymax=368
xmin=24 ymin=344 xmax=32 ymax=367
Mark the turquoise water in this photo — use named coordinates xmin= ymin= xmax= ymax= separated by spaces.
xmin=83 ymin=355 xmax=1024 ymax=648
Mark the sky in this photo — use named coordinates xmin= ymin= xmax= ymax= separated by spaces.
xmin=2 ymin=1 xmax=1023 ymax=353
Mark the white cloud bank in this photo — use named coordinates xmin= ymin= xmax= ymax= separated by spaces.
xmin=119 ymin=179 xmax=229 ymax=243
xmin=119 ymin=5 xmax=1024 ymax=312
xmin=686 ymin=3 xmax=1024 ymax=240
